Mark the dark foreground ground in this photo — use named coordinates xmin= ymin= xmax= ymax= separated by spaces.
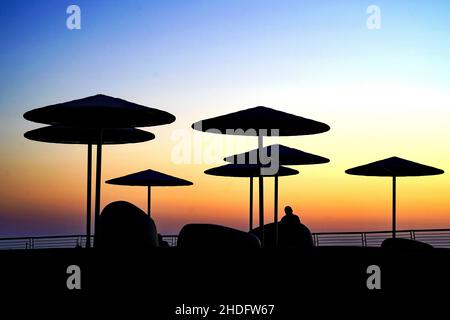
xmin=1 ymin=246 xmax=449 ymax=317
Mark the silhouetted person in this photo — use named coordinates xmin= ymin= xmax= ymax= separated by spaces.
xmin=279 ymin=206 xmax=313 ymax=248
xmin=96 ymin=201 xmax=158 ymax=249
xmin=281 ymin=206 xmax=301 ymax=225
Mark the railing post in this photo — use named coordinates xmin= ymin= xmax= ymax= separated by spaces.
xmin=361 ymin=233 xmax=367 ymax=247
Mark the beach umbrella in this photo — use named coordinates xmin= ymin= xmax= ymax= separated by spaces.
xmin=106 ymin=169 xmax=193 ymax=217
xmin=191 ymin=106 xmax=330 ymax=136
xmin=23 ymin=94 xmax=175 ymax=128
xmin=192 ymin=106 xmax=329 ymax=247
xmin=24 ymin=94 xmax=175 ymax=246
xmin=24 ymin=126 xmax=155 ymax=248
xmin=204 ymin=164 xmax=299 ymax=246
xmin=225 ymin=144 xmax=329 ymax=246
xmin=345 ymin=156 xmax=444 ymax=238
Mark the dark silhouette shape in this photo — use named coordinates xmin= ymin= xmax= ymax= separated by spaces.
xmin=24 ymin=126 xmax=155 ymax=145
xmin=24 ymin=94 xmax=175 ymax=247
xmin=280 ymin=206 xmax=313 ymax=248
xmin=192 ymin=106 xmax=330 ymax=247
xmin=225 ymin=144 xmax=329 ymax=247
xmin=224 ymin=144 xmax=330 ymax=166
xmin=177 ymin=224 xmax=261 ymax=249
xmin=204 ymin=164 xmax=298 ymax=243
xmin=251 ymin=206 xmax=313 ymax=248
xmin=281 ymin=206 xmax=301 ymax=225
xmin=106 ymin=169 xmax=193 ymax=217
xmin=381 ymin=238 xmax=433 ymax=250
xmin=346 ymin=156 xmax=444 ymax=238
xmin=224 ymin=144 xmax=330 ymax=247
xmin=191 ymin=106 xmax=330 ymax=136
xmin=204 ymin=163 xmax=298 ymax=178
xmin=24 ymin=126 xmax=155 ymax=248
xmin=250 ymin=222 xmax=313 ymax=249
xmin=96 ymin=201 xmax=158 ymax=249
xmin=24 ymin=94 xmax=175 ymax=128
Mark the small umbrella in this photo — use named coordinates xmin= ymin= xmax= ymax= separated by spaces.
xmin=192 ymin=106 xmax=329 ymax=247
xmin=24 ymin=94 xmax=175 ymax=246
xmin=224 ymin=144 xmax=329 ymax=246
xmin=204 ymin=164 xmax=299 ymax=246
xmin=345 ymin=156 xmax=444 ymax=238
xmin=24 ymin=126 xmax=155 ymax=248
xmin=224 ymin=144 xmax=329 ymax=165
xmin=106 ymin=169 xmax=193 ymax=217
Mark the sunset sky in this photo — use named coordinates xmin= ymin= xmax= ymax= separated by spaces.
xmin=1 ymin=0 xmax=450 ymax=237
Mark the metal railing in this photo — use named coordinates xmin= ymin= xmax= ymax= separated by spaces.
xmin=0 ymin=229 xmax=449 ymax=250
xmin=312 ymin=228 xmax=450 ymax=248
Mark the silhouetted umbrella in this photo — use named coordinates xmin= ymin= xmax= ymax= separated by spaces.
xmin=24 ymin=94 xmax=175 ymax=246
xmin=106 ymin=169 xmax=193 ymax=217
xmin=225 ymin=144 xmax=329 ymax=246
xmin=24 ymin=126 xmax=155 ymax=248
xmin=224 ymin=144 xmax=329 ymax=165
xmin=193 ymin=106 xmax=329 ymax=247
xmin=205 ymin=164 xmax=299 ymax=244
xmin=24 ymin=94 xmax=175 ymax=128
xmin=191 ymin=106 xmax=330 ymax=136
xmin=345 ymin=156 xmax=444 ymax=238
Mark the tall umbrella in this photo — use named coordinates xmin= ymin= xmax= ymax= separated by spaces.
xmin=204 ymin=163 xmax=299 ymax=246
xmin=225 ymin=144 xmax=329 ymax=246
xmin=24 ymin=94 xmax=175 ymax=246
xmin=345 ymin=156 xmax=444 ymax=238
xmin=192 ymin=106 xmax=329 ymax=246
xmin=24 ymin=126 xmax=155 ymax=248
xmin=106 ymin=169 xmax=193 ymax=217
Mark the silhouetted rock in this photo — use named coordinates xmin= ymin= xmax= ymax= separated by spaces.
xmin=96 ymin=201 xmax=158 ymax=249
xmin=251 ymin=222 xmax=313 ymax=248
xmin=381 ymin=238 xmax=433 ymax=250
xmin=177 ymin=224 xmax=261 ymax=249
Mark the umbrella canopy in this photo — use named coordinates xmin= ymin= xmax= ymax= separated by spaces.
xmin=191 ymin=106 xmax=330 ymax=136
xmin=24 ymin=126 xmax=155 ymax=249
xmin=204 ymin=164 xmax=299 ymax=177
xmin=106 ymin=169 xmax=193 ymax=216
xmin=106 ymin=169 xmax=193 ymax=187
xmin=345 ymin=156 xmax=444 ymax=238
xmin=24 ymin=126 xmax=155 ymax=145
xmin=24 ymin=94 xmax=175 ymax=128
xmin=224 ymin=144 xmax=330 ymax=165
xmin=345 ymin=156 xmax=444 ymax=177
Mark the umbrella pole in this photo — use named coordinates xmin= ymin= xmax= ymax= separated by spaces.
xmin=94 ymin=129 xmax=103 ymax=247
xmin=86 ymin=144 xmax=92 ymax=249
xmin=392 ymin=176 xmax=396 ymax=239
xmin=274 ymin=175 xmax=279 ymax=248
xmin=258 ymin=133 xmax=264 ymax=247
xmin=148 ymin=186 xmax=152 ymax=217
xmin=249 ymin=177 xmax=253 ymax=231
